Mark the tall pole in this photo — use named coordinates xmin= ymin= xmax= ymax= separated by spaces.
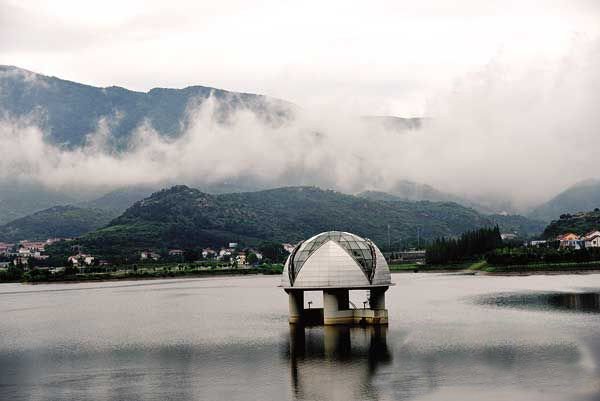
xmin=417 ymin=227 xmax=420 ymax=249
xmin=387 ymin=224 xmax=391 ymax=251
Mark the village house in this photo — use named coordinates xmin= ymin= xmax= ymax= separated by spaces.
xmin=202 ymin=248 xmax=216 ymax=258
xmin=584 ymin=230 xmax=600 ymax=248
xmin=0 ymin=242 xmax=14 ymax=255
xmin=282 ymin=243 xmax=296 ymax=254
xmin=13 ymin=256 xmax=29 ymax=266
xmin=20 ymin=241 xmax=46 ymax=252
xmin=140 ymin=251 xmax=161 ymax=261
xmin=168 ymin=249 xmax=184 ymax=257
xmin=248 ymin=249 xmax=263 ymax=260
xmin=68 ymin=254 xmax=95 ymax=266
xmin=236 ymin=251 xmax=247 ymax=266
xmin=558 ymin=233 xmax=584 ymax=249
xmin=218 ymin=248 xmax=233 ymax=259
xmin=500 ymin=233 xmax=517 ymax=241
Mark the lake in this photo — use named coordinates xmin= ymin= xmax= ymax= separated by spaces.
xmin=1 ymin=273 xmax=600 ymax=401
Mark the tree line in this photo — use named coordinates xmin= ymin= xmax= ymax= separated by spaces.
xmin=426 ymin=226 xmax=502 ymax=265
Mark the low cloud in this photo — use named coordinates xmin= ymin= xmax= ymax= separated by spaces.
xmin=0 ymin=38 xmax=599 ymax=211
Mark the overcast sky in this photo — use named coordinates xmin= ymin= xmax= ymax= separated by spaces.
xmin=2 ymin=0 xmax=599 ymax=116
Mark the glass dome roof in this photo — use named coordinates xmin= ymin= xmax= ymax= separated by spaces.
xmin=288 ymin=231 xmax=377 ymax=285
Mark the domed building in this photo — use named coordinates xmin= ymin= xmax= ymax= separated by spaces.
xmin=281 ymin=231 xmax=393 ymax=325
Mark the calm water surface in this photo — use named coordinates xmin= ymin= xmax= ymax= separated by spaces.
xmin=1 ymin=273 xmax=600 ymax=401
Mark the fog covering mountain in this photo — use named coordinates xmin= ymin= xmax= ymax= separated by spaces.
xmin=0 ymin=65 xmax=294 ymax=148
xmin=358 ymin=190 xmax=545 ymax=237
xmin=79 ymin=186 xmax=158 ymax=213
xmin=0 ymin=65 xmax=430 ymax=223
xmin=0 ymin=205 xmax=116 ymax=242
xmin=529 ymin=180 xmax=600 ymax=222
xmin=2 ymin=61 xmax=599 ymax=223
xmin=358 ymin=184 xmax=499 ymax=214
xmin=0 ymin=182 xmax=79 ymax=225
xmin=54 ymin=185 xmax=494 ymax=257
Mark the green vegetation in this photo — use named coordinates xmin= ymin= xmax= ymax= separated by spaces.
xmin=488 ymin=214 xmax=545 ymax=238
xmin=389 ymin=261 xmax=485 ymax=272
xmin=486 ymin=246 xmax=600 ymax=266
xmin=487 ymin=261 xmax=600 ymax=273
xmin=426 ymin=226 xmax=502 ymax=265
xmin=9 ymin=263 xmax=284 ymax=283
xmin=541 ymin=209 xmax=600 ymax=239
xmin=0 ymin=205 xmax=117 ymax=242
xmin=48 ymin=185 xmax=496 ymax=259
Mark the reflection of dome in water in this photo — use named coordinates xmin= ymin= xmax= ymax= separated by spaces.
xmin=281 ymin=231 xmax=392 ymax=289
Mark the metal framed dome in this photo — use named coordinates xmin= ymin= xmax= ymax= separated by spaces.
xmin=281 ymin=231 xmax=392 ymax=289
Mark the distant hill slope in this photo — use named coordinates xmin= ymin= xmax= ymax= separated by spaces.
xmin=0 ymin=182 xmax=78 ymax=225
xmin=530 ymin=179 xmax=600 ymax=222
xmin=541 ymin=210 xmax=600 ymax=239
xmin=358 ymin=190 xmax=544 ymax=237
xmin=488 ymin=214 xmax=546 ymax=238
xmin=358 ymin=184 xmax=498 ymax=214
xmin=0 ymin=205 xmax=117 ymax=242
xmin=79 ymin=186 xmax=157 ymax=213
xmin=0 ymin=65 xmax=294 ymax=148
xmin=70 ymin=185 xmax=494 ymax=256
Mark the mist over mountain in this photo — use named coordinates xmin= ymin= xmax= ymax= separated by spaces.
xmin=0 ymin=205 xmax=116 ymax=242
xmin=0 ymin=65 xmax=294 ymax=148
xmin=529 ymin=180 xmax=600 ymax=222
xmin=2 ymin=42 xmax=600 ymax=218
xmin=0 ymin=181 xmax=79 ymax=225
xmin=358 ymin=190 xmax=544 ymax=237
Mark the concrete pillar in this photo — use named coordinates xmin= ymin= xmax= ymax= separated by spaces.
xmin=323 ymin=289 xmax=353 ymax=325
xmin=369 ymin=287 xmax=387 ymax=310
xmin=288 ymin=290 xmax=304 ymax=324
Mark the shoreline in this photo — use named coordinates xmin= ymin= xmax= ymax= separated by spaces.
xmin=4 ymin=268 xmax=281 ymax=285
xmin=391 ymin=269 xmax=600 ymax=276
xmin=6 ymin=266 xmax=600 ymax=285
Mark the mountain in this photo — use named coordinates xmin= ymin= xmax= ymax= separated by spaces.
xmin=0 ymin=182 xmax=79 ymax=225
xmin=361 ymin=116 xmax=423 ymax=131
xmin=529 ymin=179 xmax=600 ymax=222
xmin=79 ymin=186 xmax=157 ymax=213
xmin=358 ymin=182 xmax=499 ymax=214
xmin=66 ymin=185 xmax=495 ymax=257
xmin=541 ymin=210 xmax=600 ymax=239
xmin=488 ymin=214 xmax=546 ymax=238
xmin=0 ymin=205 xmax=117 ymax=242
xmin=358 ymin=190 xmax=544 ymax=237
xmin=0 ymin=65 xmax=294 ymax=148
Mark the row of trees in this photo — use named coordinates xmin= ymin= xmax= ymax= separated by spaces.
xmin=486 ymin=246 xmax=600 ymax=266
xmin=426 ymin=226 xmax=503 ymax=265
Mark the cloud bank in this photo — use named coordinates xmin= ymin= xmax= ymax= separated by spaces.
xmin=0 ymin=38 xmax=599 ymax=211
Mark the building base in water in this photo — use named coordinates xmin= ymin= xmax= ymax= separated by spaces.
xmin=286 ymin=286 xmax=389 ymax=326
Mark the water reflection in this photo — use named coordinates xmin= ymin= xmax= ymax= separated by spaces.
xmin=481 ymin=291 xmax=600 ymax=313
xmin=285 ymin=325 xmax=391 ymax=401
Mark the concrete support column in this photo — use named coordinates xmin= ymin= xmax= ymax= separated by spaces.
xmin=323 ymin=289 xmax=352 ymax=325
xmin=370 ymin=287 xmax=387 ymax=310
xmin=287 ymin=290 xmax=304 ymax=324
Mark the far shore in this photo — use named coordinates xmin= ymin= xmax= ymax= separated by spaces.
xmin=6 ymin=266 xmax=600 ymax=285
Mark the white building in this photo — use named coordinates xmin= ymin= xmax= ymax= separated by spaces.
xmin=282 ymin=243 xmax=296 ymax=253
xmin=281 ymin=231 xmax=393 ymax=325
xmin=586 ymin=234 xmax=600 ymax=248
xmin=140 ymin=251 xmax=160 ymax=261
